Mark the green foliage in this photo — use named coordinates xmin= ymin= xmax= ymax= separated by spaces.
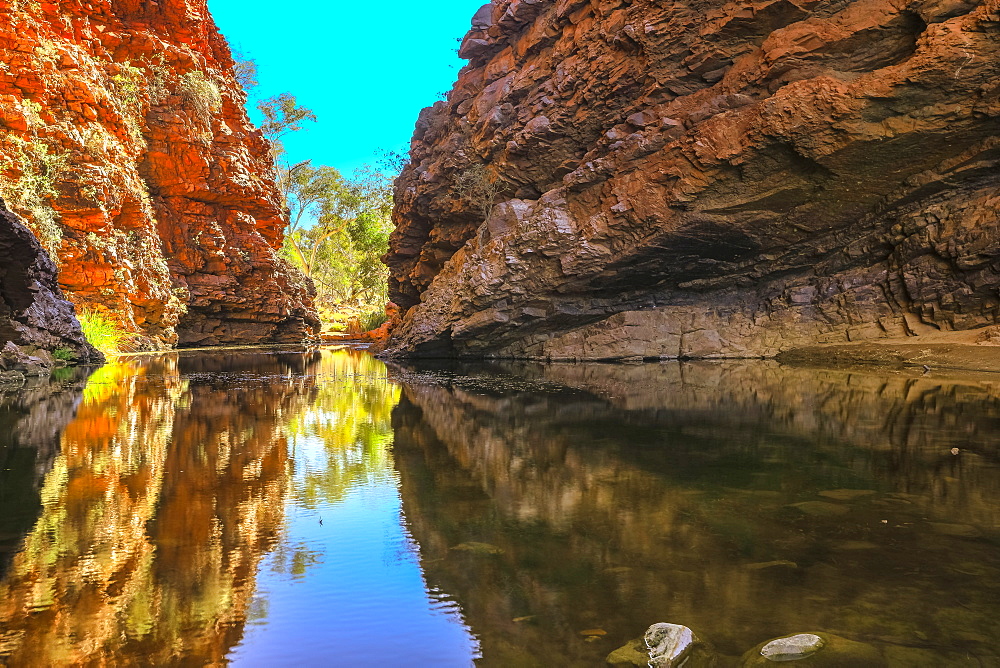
xmin=231 ymin=50 xmax=258 ymax=92
xmin=257 ymin=93 xmax=316 ymax=147
xmin=77 ymin=308 xmax=137 ymax=356
xmin=250 ymin=87 xmax=393 ymax=332
xmin=51 ymin=348 xmax=75 ymax=362
xmin=0 ymin=135 xmax=68 ymax=254
xmin=361 ymin=307 xmax=388 ymax=332
xmin=279 ymin=161 xmax=393 ymax=322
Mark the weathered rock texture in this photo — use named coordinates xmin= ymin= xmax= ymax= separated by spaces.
xmin=383 ymin=0 xmax=1000 ymax=359
xmin=0 ymin=0 xmax=318 ymax=348
xmin=0 ymin=198 xmax=102 ymax=365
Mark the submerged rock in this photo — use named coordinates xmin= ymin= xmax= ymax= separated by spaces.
xmin=741 ymin=633 xmax=886 ymax=666
xmin=786 ymin=502 xmax=850 ymax=518
xmin=746 ymin=560 xmax=798 ymax=571
xmin=450 ymin=541 xmax=504 ymax=555
xmin=606 ymin=637 xmax=650 ymax=667
xmin=607 ymin=623 xmax=718 ymax=667
xmin=646 ymin=623 xmax=697 ymax=667
xmin=817 ymin=490 xmax=877 ymax=502
xmin=761 ymin=634 xmax=825 ymax=661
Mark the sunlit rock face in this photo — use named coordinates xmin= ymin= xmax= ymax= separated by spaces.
xmin=383 ymin=0 xmax=1000 ymax=358
xmin=0 ymin=0 xmax=318 ymax=348
xmin=390 ymin=360 xmax=1000 ymax=664
xmin=0 ymin=199 xmax=102 ymax=364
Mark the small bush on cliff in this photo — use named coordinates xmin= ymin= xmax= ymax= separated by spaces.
xmin=179 ymin=71 xmax=222 ymax=136
xmin=232 ymin=51 xmax=258 ymax=92
xmin=109 ymin=61 xmax=147 ymax=139
xmin=52 ymin=348 xmax=76 ymax=362
xmin=455 ymin=163 xmax=502 ymax=220
xmin=258 ymin=93 xmax=316 ymax=148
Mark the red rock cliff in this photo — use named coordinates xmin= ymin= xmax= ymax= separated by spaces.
xmin=383 ymin=0 xmax=1000 ymax=359
xmin=0 ymin=0 xmax=318 ymax=348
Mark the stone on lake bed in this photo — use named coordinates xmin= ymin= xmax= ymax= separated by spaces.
xmin=746 ymin=560 xmax=798 ymax=571
xmin=831 ymin=540 xmax=879 ymax=551
xmin=817 ymin=489 xmax=877 ymax=502
xmin=607 ymin=623 xmax=715 ymax=667
xmin=449 ymin=541 xmax=504 ymax=554
xmin=762 ymin=634 xmax=824 ymax=661
xmin=645 ymin=623 xmax=697 ymax=667
xmin=740 ymin=632 xmax=886 ymax=666
xmin=786 ymin=501 xmax=850 ymax=517
xmin=606 ymin=637 xmax=650 ymax=667
xmin=926 ymin=522 xmax=981 ymax=538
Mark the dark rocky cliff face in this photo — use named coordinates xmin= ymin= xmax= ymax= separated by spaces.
xmin=382 ymin=0 xmax=1000 ymax=359
xmin=0 ymin=0 xmax=318 ymax=348
xmin=0 ymin=198 xmax=102 ymax=367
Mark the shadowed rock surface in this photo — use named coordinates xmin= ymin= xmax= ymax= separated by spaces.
xmin=383 ymin=0 xmax=1000 ymax=359
xmin=0 ymin=198 xmax=102 ymax=366
xmin=0 ymin=0 xmax=318 ymax=348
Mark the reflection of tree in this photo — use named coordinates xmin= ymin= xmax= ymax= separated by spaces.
xmin=286 ymin=349 xmax=399 ymax=513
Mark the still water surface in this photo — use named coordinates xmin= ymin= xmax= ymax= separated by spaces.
xmin=1 ymin=346 xmax=999 ymax=665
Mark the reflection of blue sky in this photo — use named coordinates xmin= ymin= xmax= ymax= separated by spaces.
xmin=228 ymin=413 xmax=479 ymax=665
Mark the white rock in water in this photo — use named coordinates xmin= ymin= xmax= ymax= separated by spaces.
xmin=760 ymin=634 xmax=825 ymax=661
xmin=644 ymin=623 xmax=697 ymax=667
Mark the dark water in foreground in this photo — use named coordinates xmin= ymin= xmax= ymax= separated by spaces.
xmin=1 ymin=347 xmax=999 ymax=666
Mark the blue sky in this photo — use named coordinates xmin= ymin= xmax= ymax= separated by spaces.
xmin=207 ymin=0 xmax=486 ymax=176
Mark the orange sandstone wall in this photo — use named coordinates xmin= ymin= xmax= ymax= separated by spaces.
xmin=0 ymin=0 xmax=318 ymax=348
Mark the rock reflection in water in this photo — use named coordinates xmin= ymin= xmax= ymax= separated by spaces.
xmin=390 ymin=360 xmax=1000 ymax=666
xmin=0 ymin=350 xmax=315 ymax=665
xmin=0 ymin=368 xmax=93 ymax=578
xmin=0 ymin=347 xmax=479 ymax=667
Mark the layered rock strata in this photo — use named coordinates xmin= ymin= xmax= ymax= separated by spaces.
xmin=0 ymin=0 xmax=318 ymax=348
xmin=383 ymin=0 xmax=1000 ymax=359
xmin=0 ymin=198 xmax=102 ymax=368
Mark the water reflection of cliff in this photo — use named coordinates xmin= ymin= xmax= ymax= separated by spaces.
xmin=0 ymin=370 xmax=92 ymax=578
xmin=391 ymin=361 xmax=1000 ymax=666
xmin=0 ymin=350 xmax=319 ymax=666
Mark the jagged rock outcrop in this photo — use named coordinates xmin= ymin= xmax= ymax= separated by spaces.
xmin=0 ymin=198 xmax=102 ymax=367
xmin=383 ymin=0 xmax=1000 ymax=359
xmin=0 ymin=0 xmax=318 ymax=348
